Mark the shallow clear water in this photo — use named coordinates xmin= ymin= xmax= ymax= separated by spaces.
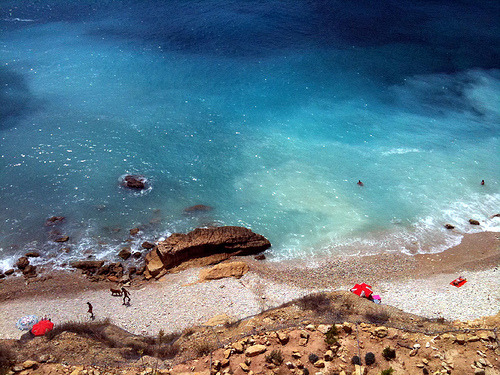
xmin=1 ymin=0 xmax=499 ymax=270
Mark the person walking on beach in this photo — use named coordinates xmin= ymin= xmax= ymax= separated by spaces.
xmin=121 ymin=287 xmax=131 ymax=305
xmin=87 ymin=302 xmax=94 ymax=320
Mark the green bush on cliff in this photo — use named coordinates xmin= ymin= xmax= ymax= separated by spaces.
xmin=325 ymin=324 xmax=339 ymax=346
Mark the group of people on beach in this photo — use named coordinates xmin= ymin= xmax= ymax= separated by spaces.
xmin=86 ymin=287 xmax=130 ymax=320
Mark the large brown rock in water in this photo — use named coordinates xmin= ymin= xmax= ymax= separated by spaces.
xmin=122 ymin=175 xmax=146 ymax=189
xmin=145 ymin=226 xmax=270 ymax=277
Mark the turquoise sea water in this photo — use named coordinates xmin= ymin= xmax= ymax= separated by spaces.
xmin=1 ymin=0 xmax=499 ymax=270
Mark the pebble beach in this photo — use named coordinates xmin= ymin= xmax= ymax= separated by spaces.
xmin=0 ymin=232 xmax=498 ymax=340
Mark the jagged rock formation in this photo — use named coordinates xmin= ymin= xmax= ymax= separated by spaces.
xmin=144 ymin=226 xmax=270 ymax=278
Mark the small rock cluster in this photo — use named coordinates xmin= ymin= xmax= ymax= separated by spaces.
xmin=69 ymin=260 xmax=145 ymax=283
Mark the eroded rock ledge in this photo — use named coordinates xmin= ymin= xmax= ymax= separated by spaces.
xmin=144 ymin=226 xmax=271 ymax=278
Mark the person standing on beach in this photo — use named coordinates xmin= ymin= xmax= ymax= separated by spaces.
xmin=121 ymin=287 xmax=131 ymax=305
xmin=87 ymin=302 xmax=94 ymax=320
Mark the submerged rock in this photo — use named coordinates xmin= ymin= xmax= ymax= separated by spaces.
xmin=469 ymin=219 xmax=480 ymax=225
xmin=184 ymin=204 xmax=213 ymax=213
xmin=122 ymin=175 xmax=146 ymax=189
xmin=444 ymin=224 xmax=455 ymax=230
xmin=45 ymin=216 xmax=64 ymax=226
xmin=145 ymin=226 xmax=271 ymax=278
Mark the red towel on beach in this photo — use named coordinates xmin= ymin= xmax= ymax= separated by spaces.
xmin=450 ymin=277 xmax=467 ymax=288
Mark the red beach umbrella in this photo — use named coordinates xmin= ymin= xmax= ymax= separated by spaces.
xmin=31 ymin=319 xmax=54 ymax=336
xmin=350 ymin=283 xmax=373 ymax=298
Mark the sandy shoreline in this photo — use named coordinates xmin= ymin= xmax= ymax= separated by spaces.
xmin=0 ymin=231 xmax=498 ymax=340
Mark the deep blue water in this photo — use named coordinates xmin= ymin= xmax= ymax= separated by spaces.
xmin=1 ymin=0 xmax=499 ymax=270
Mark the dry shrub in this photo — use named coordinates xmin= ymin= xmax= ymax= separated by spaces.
xmin=364 ymin=310 xmax=390 ymax=324
xmin=0 ymin=344 xmax=14 ymax=375
xmin=154 ymin=343 xmax=180 ymax=359
xmin=159 ymin=331 xmax=180 ymax=344
xmin=382 ymin=347 xmax=396 ymax=361
xmin=192 ymin=340 xmax=217 ymax=357
xmin=325 ymin=325 xmax=339 ymax=346
xmin=224 ymin=319 xmax=240 ymax=329
xmin=296 ymin=293 xmax=331 ymax=314
xmin=45 ymin=319 xmax=112 ymax=345
xmin=143 ymin=331 xmax=180 ymax=346
xmin=308 ymin=353 xmax=319 ymax=364
xmin=265 ymin=349 xmax=283 ymax=366
xmin=182 ymin=327 xmax=196 ymax=337
xmin=45 ymin=319 xmax=181 ymax=360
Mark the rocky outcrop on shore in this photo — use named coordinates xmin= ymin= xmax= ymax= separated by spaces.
xmin=144 ymin=226 xmax=271 ymax=279
xmin=69 ymin=260 xmax=143 ymax=283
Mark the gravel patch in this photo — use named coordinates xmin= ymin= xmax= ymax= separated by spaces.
xmin=0 ymin=268 xmax=313 ymax=340
xmin=378 ymin=268 xmax=500 ymax=321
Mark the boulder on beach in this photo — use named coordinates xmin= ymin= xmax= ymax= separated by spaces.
xmin=16 ymin=256 xmax=30 ymax=270
xmin=122 ymin=175 xmax=146 ymax=189
xmin=70 ymin=260 xmax=105 ymax=270
xmin=118 ymin=248 xmax=132 ymax=260
xmin=145 ymin=226 xmax=271 ymax=277
xmin=199 ymin=261 xmax=249 ymax=281
xmin=141 ymin=241 xmax=155 ymax=249
xmin=22 ymin=264 xmax=37 ymax=278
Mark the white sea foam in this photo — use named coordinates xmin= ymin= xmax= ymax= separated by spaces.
xmin=2 ymin=18 xmax=34 ymax=22
xmin=381 ymin=148 xmax=422 ymax=156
